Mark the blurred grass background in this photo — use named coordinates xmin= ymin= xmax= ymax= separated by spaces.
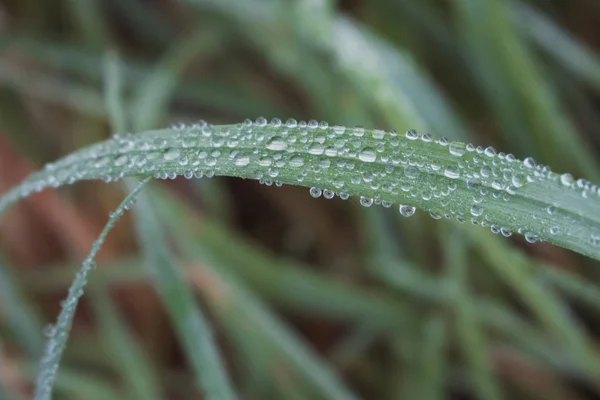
xmin=1 ymin=0 xmax=600 ymax=399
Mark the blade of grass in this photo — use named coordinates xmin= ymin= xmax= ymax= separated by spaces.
xmin=452 ymin=0 xmax=600 ymax=180
xmin=132 ymin=25 xmax=226 ymax=130
xmin=466 ymin=225 xmax=600 ymax=382
xmin=418 ymin=314 xmax=446 ymax=400
xmin=0 ymin=34 xmax=289 ymax=117
xmin=184 ymin=0 xmax=469 ymax=140
xmin=167 ymin=227 xmax=360 ymax=400
xmin=513 ymin=2 xmax=600 ymax=91
xmin=444 ymin=224 xmax=503 ymax=400
xmin=21 ymin=361 xmax=124 ymax=400
xmin=0 ymin=254 xmax=44 ymax=357
xmin=89 ymin=285 xmax=162 ymax=400
xmin=33 ymin=177 xmax=151 ymax=400
xmin=2 ymin=122 xmax=600 ymax=259
xmin=126 ymin=180 xmax=237 ymax=399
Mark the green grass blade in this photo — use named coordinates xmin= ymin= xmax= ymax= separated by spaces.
xmin=165 ymin=225 xmax=359 ymax=400
xmin=0 ymin=254 xmax=43 ymax=357
xmin=33 ymin=177 xmax=151 ymax=400
xmin=89 ymin=286 xmax=162 ymax=400
xmin=514 ymin=2 xmax=600 ymax=91
xmin=452 ymin=0 xmax=600 ymax=180
xmin=104 ymin=51 xmax=127 ymax=134
xmin=126 ymin=181 xmax=237 ymax=400
xmin=2 ymin=122 xmax=599 ymax=260
xmin=444 ymin=226 xmax=503 ymax=400
xmin=418 ymin=314 xmax=446 ymax=400
xmin=132 ymin=26 xmax=225 ymax=130
xmin=467 ymin=225 xmax=600 ymax=380
xmin=184 ymin=0 xmax=468 ymax=140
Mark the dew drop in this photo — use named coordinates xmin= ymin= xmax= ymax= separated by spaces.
xmin=358 ymin=147 xmax=377 ymax=163
xmin=523 ymin=157 xmax=537 ymax=169
xmin=323 ymin=189 xmax=335 ymax=199
xmin=255 ymin=116 xmax=267 ymax=127
xmin=560 ymin=173 xmax=574 ymax=186
xmin=233 ymin=153 xmax=250 ymax=167
xmin=360 ymin=196 xmax=374 ymax=207
xmin=309 ymin=187 xmax=322 ymax=198
xmin=449 ymin=142 xmax=466 ymax=157
xmin=470 ymin=205 xmax=483 ymax=217
xmin=399 ymin=205 xmax=416 ymax=217
xmin=289 ymin=155 xmax=305 ymax=167
xmin=484 ymin=146 xmax=496 ymax=157
xmin=163 ymin=148 xmax=181 ymax=161
xmin=404 ymin=166 xmax=419 ymax=179
xmin=266 ymin=136 xmax=288 ymax=151
xmin=405 ymin=129 xmax=419 ymax=140
xmin=444 ymin=166 xmax=460 ymax=179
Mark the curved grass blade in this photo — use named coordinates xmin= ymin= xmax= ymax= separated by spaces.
xmin=2 ymin=121 xmax=600 ymax=260
xmin=33 ymin=177 xmax=151 ymax=400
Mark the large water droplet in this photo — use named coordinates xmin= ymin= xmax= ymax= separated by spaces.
xmin=289 ymin=155 xmax=305 ymax=167
xmin=358 ymin=147 xmax=377 ymax=163
xmin=309 ymin=187 xmax=322 ymax=198
xmin=449 ymin=142 xmax=466 ymax=157
xmin=163 ymin=148 xmax=181 ymax=161
xmin=266 ymin=136 xmax=287 ymax=151
xmin=399 ymin=205 xmax=416 ymax=217
xmin=444 ymin=166 xmax=460 ymax=179
xmin=360 ymin=196 xmax=374 ymax=207
xmin=470 ymin=205 xmax=483 ymax=217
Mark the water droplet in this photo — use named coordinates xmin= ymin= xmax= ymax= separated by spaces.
xmin=114 ymin=155 xmax=128 ymax=166
xmin=523 ymin=157 xmax=537 ymax=169
xmin=399 ymin=205 xmax=416 ymax=217
xmin=470 ymin=205 xmax=483 ymax=217
xmin=266 ymin=136 xmax=287 ymax=151
xmin=255 ymin=116 xmax=267 ymax=127
xmin=547 ymin=206 xmax=557 ymax=215
xmin=560 ymin=173 xmax=574 ymax=186
xmin=358 ymin=147 xmax=377 ymax=163
xmin=163 ymin=148 xmax=181 ymax=161
xmin=484 ymin=146 xmax=496 ymax=157
xmin=444 ymin=166 xmax=460 ymax=179
xmin=309 ymin=187 xmax=322 ymax=198
xmin=449 ymin=142 xmax=466 ymax=157
xmin=308 ymin=143 xmax=324 ymax=155
xmin=286 ymin=118 xmax=298 ymax=128
xmin=360 ymin=196 xmax=374 ymax=207
xmin=525 ymin=232 xmax=539 ymax=243
xmin=404 ymin=166 xmax=419 ymax=179
xmin=234 ymin=153 xmax=250 ymax=167
xmin=289 ymin=155 xmax=305 ymax=167
xmin=405 ymin=129 xmax=419 ymax=140
xmin=323 ymin=189 xmax=334 ymax=199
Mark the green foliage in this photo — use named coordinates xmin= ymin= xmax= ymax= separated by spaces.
xmin=2 ymin=0 xmax=600 ymax=399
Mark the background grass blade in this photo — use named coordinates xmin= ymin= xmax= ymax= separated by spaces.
xmin=89 ymin=285 xmax=162 ymax=400
xmin=127 ymin=180 xmax=237 ymax=400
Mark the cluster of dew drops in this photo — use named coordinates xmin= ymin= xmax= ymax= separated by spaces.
xmin=5 ymin=116 xmax=600 ymax=247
